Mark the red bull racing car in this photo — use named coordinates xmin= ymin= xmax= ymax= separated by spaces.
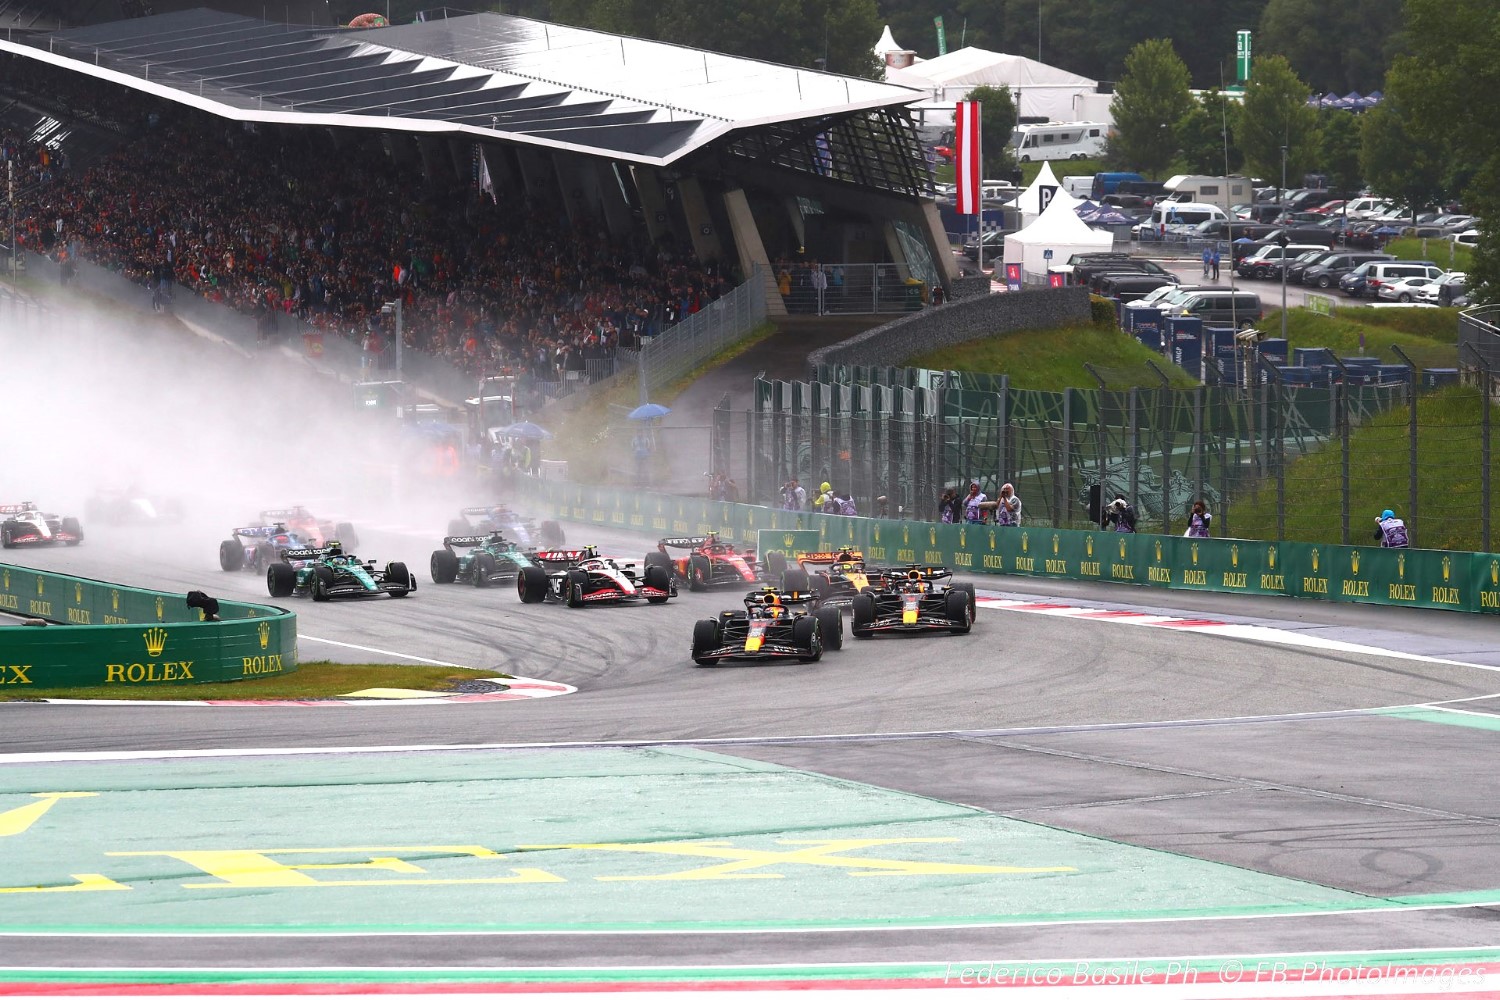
xmin=782 ymin=547 xmax=879 ymax=609
xmin=645 ymin=532 xmax=760 ymax=591
xmin=849 ymin=566 xmax=976 ymax=638
xmin=517 ymin=546 xmax=674 ymax=607
xmin=0 ymin=502 xmax=83 ymax=548
xmin=690 ymin=587 xmax=843 ymax=666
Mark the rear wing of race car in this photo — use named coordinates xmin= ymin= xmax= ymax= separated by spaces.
xmin=0 ymin=503 xmax=36 ymax=515
xmin=280 ymin=547 xmax=326 ymax=562
xmin=744 ymin=587 xmax=817 ymax=608
xmin=444 ymin=535 xmax=492 ymax=548
xmin=233 ymin=524 xmax=281 ymax=538
xmin=879 ymin=565 xmax=953 ymax=584
xmin=258 ymin=507 xmax=308 ymax=521
xmin=796 ymin=550 xmax=864 ymax=566
xmin=533 ymin=548 xmax=590 ymax=564
xmin=460 ymin=505 xmax=506 ymax=518
xmin=658 ymin=536 xmax=708 ymax=550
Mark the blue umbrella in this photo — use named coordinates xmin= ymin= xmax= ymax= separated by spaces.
xmin=628 ymin=403 xmax=672 ymax=420
xmin=501 ymin=421 xmax=552 ymax=439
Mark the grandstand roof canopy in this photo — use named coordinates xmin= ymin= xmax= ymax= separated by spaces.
xmin=2 ymin=7 xmax=924 ymax=166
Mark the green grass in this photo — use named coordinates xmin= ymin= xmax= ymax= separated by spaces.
xmin=1385 ymin=236 xmax=1471 ymax=273
xmin=906 ymin=322 xmax=1199 ymax=391
xmin=1261 ymin=306 xmax=1461 ymax=371
xmin=0 ymin=661 xmax=509 ymax=701
xmin=1225 ymin=386 xmax=1500 ymax=552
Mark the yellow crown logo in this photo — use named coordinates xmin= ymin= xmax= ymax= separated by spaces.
xmin=1052 ymin=534 xmax=1060 ymax=555
xmin=1152 ymin=539 xmax=1161 ymax=562
xmin=873 ymin=525 xmax=881 ymax=543
xmin=143 ymin=627 xmax=168 ymax=657
xmin=903 ymin=525 xmax=910 ymax=545
xmin=1443 ymin=555 xmax=1451 ymax=582
xmin=1268 ymin=546 xmax=1277 ymax=569
xmin=154 ymin=596 xmax=165 ymax=621
xmin=959 ymin=527 xmax=967 ymax=547
xmin=1191 ymin=542 xmax=1199 ymax=565
xmin=1118 ymin=537 xmax=1127 ymax=559
xmin=1231 ymin=545 xmax=1239 ymax=568
xmin=1312 ymin=549 xmax=1320 ymax=572
xmin=1 ymin=569 xmax=8 ymax=590
xmin=1351 ymin=550 xmax=1360 ymax=575
xmin=1492 ymin=559 xmax=1498 ymax=586
xmin=988 ymin=532 xmax=996 ymax=550
xmin=1021 ymin=532 xmax=1029 ymax=553
xmin=783 ymin=534 xmax=795 ymax=547
xmin=1085 ymin=536 xmax=1094 ymax=557
xmin=929 ymin=527 xmax=937 ymax=546
xmin=1398 ymin=553 xmax=1405 ymax=579
xmin=75 ymin=582 xmax=84 ymax=603
xmin=258 ymin=621 xmax=271 ymax=650
xmin=111 ymin=589 xmax=120 ymax=612
xmin=37 ymin=576 xmax=44 ymax=595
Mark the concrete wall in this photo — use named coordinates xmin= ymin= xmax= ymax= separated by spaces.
xmin=806 ymin=286 xmax=1092 ymax=371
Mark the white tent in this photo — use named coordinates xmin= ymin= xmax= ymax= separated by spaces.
xmin=1004 ymin=188 xmax=1112 ymax=279
xmin=884 ymin=46 xmax=1098 ymax=122
xmin=1008 ymin=161 xmax=1084 ymax=227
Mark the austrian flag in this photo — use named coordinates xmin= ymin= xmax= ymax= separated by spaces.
xmin=955 ymin=101 xmax=981 ymax=215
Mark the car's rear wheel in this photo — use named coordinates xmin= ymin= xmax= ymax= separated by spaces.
xmin=431 ymin=549 xmax=460 ymax=584
xmin=953 ymin=582 xmax=977 ymax=619
xmin=566 ymin=569 xmax=589 ymax=607
xmin=1399 ymin=292 xmax=1412 ymax=302
xmin=386 ymin=561 xmax=412 ymax=597
xmin=1318 ymin=275 xmax=1333 ymax=288
xmin=517 ymin=565 xmax=549 ymax=603
xmin=61 ymin=517 xmax=83 ymax=546
xmin=472 ymin=552 xmax=498 ymax=588
xmin=781 ymin=567 xmax=810 ymax=595
xmin=815 ymin=606 xmax=843 ymax=651
xmin=688 ymin=554 xmax=711 ymax=592
xmin=945 ymin=589 xmax=972 ymax=634
xmin=267 ymin=562 xmax=296 ymax=598
xmin=764 ymin=550 xmax=787 ymax=579
xmin=643 ymin=564 xmax=672 ymax=603
xmin=811 ymin=574 xmax=830 ymax=599
xmin=793 ymin=615 xmax=822 ymax=662
xmin=0 ymin=525 xmax=11 ymax=549
xmin=851 ymin=593 xmax=876 ymax=638
xmin=311 ymin=565 xmax=335 ymax=602
xmin=219 ymin=539 xmax=244 ymax=572
xmin=691 ymin=619 xmax=721 ymax=666
xmin=252 ymin=543 xmax=275 ymax=573
xmin=644 ymin=550 xmax=672 ymax=573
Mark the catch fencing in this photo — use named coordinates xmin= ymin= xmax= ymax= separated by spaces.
xmin=777 ymin=263 xmax=930 ymax=317
xmin=728 ymin=361 xmax=1498 ymax=550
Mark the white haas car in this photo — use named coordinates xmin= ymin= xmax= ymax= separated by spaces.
xmin=516 ymin=546 xmax=675 ymax=607
xmin=0 ymin=502 xmax=84 ymax=548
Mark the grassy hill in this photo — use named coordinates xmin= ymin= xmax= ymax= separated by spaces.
xmin=1263 ymin=305 xmax=1461 ymax=371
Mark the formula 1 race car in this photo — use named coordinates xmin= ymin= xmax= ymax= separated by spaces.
xmin=849 ymin=566 xmax=976 ymax=638
xmin=516 ymin=545 xmax=673 ymax=607
xmin=645 ymin=532 xmax=759 ymax=591
xmin=448 ymin=506 xmax=565 ymax=549
xmin=266 ymin=542 xmax=415 ymax=601
xmin=782 ymin=547 xmax=879 ymax=609
xmin=690 ymin=587 xmax=843 ymax=666
xmin=256 ymin=506 xmax=358 ymax=550
xmin=219 ymin=522 xmax=316 ymax=573
xmin=0 ymin=502 xmax=83 ymax=548
xmin=430 ymin=531 xmax=537 ymax=587
xmin=85 ymin=488 xmax=185 ymax=526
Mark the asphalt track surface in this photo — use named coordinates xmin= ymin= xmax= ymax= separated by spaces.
xmin=5 ymin=508 xmax=1500 ymax=980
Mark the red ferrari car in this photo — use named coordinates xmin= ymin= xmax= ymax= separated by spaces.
xmin=645 ymin=532 xmax=760 ymax=591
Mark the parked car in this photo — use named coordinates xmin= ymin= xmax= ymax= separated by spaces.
xmin=1238 ymin=244 xmax=1328 ymax=280
xmin=1301 ymin=252 xmax=1394 ymax=289
xmin=1453 ymin=229 xmax=1479 ymax=249
xmin=1163 ymin=290 xmax=1263 ymax=327
xmin=1342 ymin=261 xmax=1443 ymax=298
xmin=1283 ymin=250 xmax=1337 ymax=285
xmin=1436 ymin=272 xmax=1469 ymax=307
xmin=1378 ymin=275 xmax=1443 ymax=302
xmin=961 ymin=229 xmax=1006 ymax=260
xmin=1095 ymin=273 xmax=1177 ymax=303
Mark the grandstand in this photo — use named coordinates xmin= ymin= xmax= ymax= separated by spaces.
xmin=0 ymin=7 xmax=956 ymax=312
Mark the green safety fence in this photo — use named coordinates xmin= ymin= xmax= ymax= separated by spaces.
xmin=518 ymin=479 xmax=1500 ymax=615
xmin=0 ymin=563 xmax=297 ymax=689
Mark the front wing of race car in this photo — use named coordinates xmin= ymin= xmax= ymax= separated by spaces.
xmin=696 ymin=618 xmax=812 ymax=662
xmin=855 ymin=590 xmax=971 ymax=634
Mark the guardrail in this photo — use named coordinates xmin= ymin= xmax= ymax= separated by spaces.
xmin=0 ymin=564 xmax=297 ymax=688
xmin=514 ymin=479 xmax=1500 ymax=616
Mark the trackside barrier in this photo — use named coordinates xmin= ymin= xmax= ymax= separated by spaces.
xmin=516 ymin=480 xmax=1500 ymax=615
xmin=0 ymin=564 xmax=297 ymax=688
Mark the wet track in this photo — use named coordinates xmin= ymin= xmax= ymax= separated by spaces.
xmin=5 ymin=512 xmax=1500 ymax=976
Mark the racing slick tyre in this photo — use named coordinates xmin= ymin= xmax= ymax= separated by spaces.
xmin=953 ymin=582 xmax=977 ymax=619
xmin=311 ymin=565 xmax=335 ymax=602
xmin=336 ymin=522 xmax=359 ymax=549
xmin=815 ymin=606 xmax=843 ymax=651
xmin=793 ymin=615 xmax=822 ymax=662
xmin=691 ymin=619 xmax=721 ymax=666
xmin=431 ymin=549 xmax=460 ymax=584
xmin=643 ymin=564 xmax=672 ymax=604
xmin=566 ymin=569 xmax=589 ymax=608
xmin=850 ymin=592 xmax=876 ymax=638
xmin=61 ymin=517 xmax=83 ymax=545
xmin=386 ymin=562 xmax=413 ymax=597
xmin=267 ymin=562 xmax=296 ymax=599
xmin=518 ymin=565 xmax=549 ymax=603
xmin=219 ymin=539 xmax=244 ymax=572
xmin=688 ymin=554 xmax=712 ymax=592
xmin=1 ymin=525 xmax=13 ymax=549
xmin=448 ymin=519 xmax=470 ymax=538
xmin=540 ymin=521 xmax=566 ymax=547
xmin=764 ymin=550 xmax=787 ymax=579
xmin=643 ymin=550 xmax=673 ymax=573
xmin=781 ymin=567 xmax=811 ymax=595
xmin=944 ymin=589 xmax=972 ymax=634
xmin=252 ymin=543 xmax=275 ymax=573
xmin=811 ymin=574 xmax=831 ymax=600
xmin=471 ymin=552 xmax=498 ymax=588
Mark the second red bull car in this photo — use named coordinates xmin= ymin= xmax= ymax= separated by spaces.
xmin=849 ymin=566 xmax=976 ymax=638
xmin=690 ymin=588 xmax=843 ymax=666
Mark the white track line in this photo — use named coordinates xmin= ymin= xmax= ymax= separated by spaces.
xmin=298 ymin=634 xmax=461 ymax=666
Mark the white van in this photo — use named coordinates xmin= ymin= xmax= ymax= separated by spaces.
xmin=1062 ymin=175 xmax=1094 ymax=198
xmin=1132 ymin=202 xmax=1228 ymax=239
xmin=1009 ymin=121 xmax=1108 ymax=162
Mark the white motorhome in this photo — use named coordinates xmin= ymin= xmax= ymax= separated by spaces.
xmin=1009 ymin=121 xmax=1108 ymax=162
xmin=1131 ymin=202 xmax=1229 ymax=239
xmin=1162 ymin=175 xmax=1253 ymax=212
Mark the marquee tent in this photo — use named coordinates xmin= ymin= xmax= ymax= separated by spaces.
xmin=1004 ymin=186 xmax=1112 ymax=279
xmin=1008 ymin=161 xmax=1083 ymax=226
xmin=884 ymin=46 xmax=1098 ymax=121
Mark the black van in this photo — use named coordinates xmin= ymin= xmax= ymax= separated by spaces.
xmin=1095 ymin=273 xmax=1176 ymax=303
xmin=1163 ymin=290 xmax=1263 ymax=327
xmin=1299 ymin=252 xmax=1393 ymax=289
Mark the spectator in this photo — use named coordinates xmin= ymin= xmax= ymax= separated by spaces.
xmin=993 ymin=483 xmax=1021 ymax=526
xmin=963 ymin=482 xmax=987 ymax=523
xmin=1374 ymin=509 xmax=1409 ymax=548
xmin=781 ymin=478 xmax=805 ymax=511
xmin=1104 ymin=495 xmax=1137 ymax=533
xmin=939 ymin=487 xmax=959 ymax=524
xmin=1185 ymin=500 xmax=1212 ymax=538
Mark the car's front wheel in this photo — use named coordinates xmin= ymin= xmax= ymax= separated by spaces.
xmin=267 ymin=562 xmax=296 ymax=598
xmin=311 ymin=565 xmax=335 ymax=602
xmin=692 ymin=619 xmax=721 ymax=666
xmin=471 ymin=552 xmax=498 ymax=588
xmin=815 ymin=606 xmax=843 ymax=651
xmin=219 ymin=539 xmax=244 ymax=572
xmin=431 ymin=549 xmax=459 ymax=584
xmin=387 ymin=562 xmax=412 ymax=597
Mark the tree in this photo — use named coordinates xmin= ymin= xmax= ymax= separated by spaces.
xmin=1236 ymin=54 xmax=1318 ymax=186
xmin=963 ymin=84 xmax=1019 ymax=180
xmin=1109 ymin=39 xmax=1194 ymax=176
xmin=1316 ymin=109 xmax=1362 ymax=196
xmin=1258 ymin=0 xmax=1406 ymax=94
xmin=1360 ymin=99 xmax=1448 ymax=227
xmin=1176 ymin=91 xmax=1242 ymax=175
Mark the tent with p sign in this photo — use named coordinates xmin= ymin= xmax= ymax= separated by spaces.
xmin=1004 ymin=188 xmax=1113 ymax=281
